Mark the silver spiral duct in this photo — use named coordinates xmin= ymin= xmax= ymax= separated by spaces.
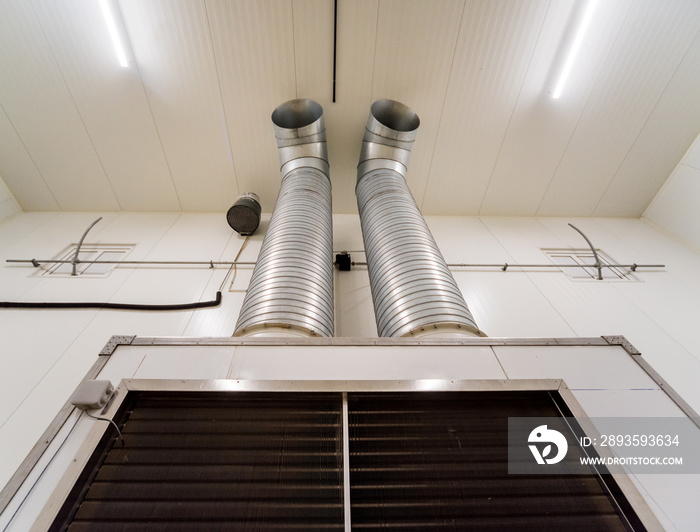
xmin=356 ymin=100 xmax=482 ymax=338
xmin=234 ymin=99 xmax=334 ymax=337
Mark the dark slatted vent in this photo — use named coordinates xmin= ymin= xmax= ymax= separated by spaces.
xmin=348 ymin=391 xmax=636 ymax=531
xmin=51 ymin=392 xmax=344 ymax=531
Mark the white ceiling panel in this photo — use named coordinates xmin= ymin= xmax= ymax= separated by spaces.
xmin=0 ymin=1 xmax=119 ymax=211
xmin=31 ymin=0 xmax=181 ymax=212
xmin=371 ymin=0 xmax=465 ymax=207
xmin=594 ymin=29 xmax=700 ymax=217
xmin=478 ymin=0 xmax=632 ymax=216
xmin=422 ymin=0 xmax=550 ymax=215
xmin=0 ymin=0 xmax=698 ymax=218
xmin=323 ymin=0 xmax=378 ymax=214
xmin=120 ymin=0 xmax=238 ymax=212
xmin=538 ymin=0 xmax=700 ymax=216
xmin=0 ymin=105 xmax=58 ymax=211
xmin=207 ymin=0 xmax=297 ymax=212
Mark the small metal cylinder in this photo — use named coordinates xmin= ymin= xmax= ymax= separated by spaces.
xmin=234 ymin=99 xmax=334 ymax=337
xmin=227 ymin=193 xmax=262 ymax=236
xmin=356 ymin=100 xmax=482 ymax=338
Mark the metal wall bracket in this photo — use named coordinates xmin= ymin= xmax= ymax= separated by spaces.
xmin=568 ymin=223 xmax=603 ymax=280
xmin=71 ymin=217 xmax=102 ymax=276
xmin=99 ymin=335 xmax=136 ymax=356
xmin=602 ymin=335 xmax=641 ymax=356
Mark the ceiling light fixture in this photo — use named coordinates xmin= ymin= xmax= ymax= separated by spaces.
xmin=100 ymin=0 xmax=128 ymax=67
xmin=552 ymin=0 xmax=598 ymax=99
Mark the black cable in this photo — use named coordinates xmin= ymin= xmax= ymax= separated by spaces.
xmin=85 ymin=411 xmax=124 ymax=447
xmin=0 ymin=291 xmax=221 ymax=311
xmin=332 ymin=0 xmax=338 ymax=102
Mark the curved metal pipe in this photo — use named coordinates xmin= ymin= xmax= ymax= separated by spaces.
xmin=356 ymin=100 xmax=482 ymax=338
xmin=234 ymin=99 xmax=334 ymax=337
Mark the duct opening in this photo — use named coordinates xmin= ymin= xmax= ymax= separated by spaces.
xmin=370 ymin=99 xmax=420 ymax=132
xmin=271 ymin=99 xmax=323 ymax=130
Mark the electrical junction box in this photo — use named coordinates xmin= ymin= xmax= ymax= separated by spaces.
xmin=69 ymin=380 xmax=115 ymax=410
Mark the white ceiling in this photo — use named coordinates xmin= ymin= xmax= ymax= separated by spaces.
xmin=0 ymin=0 xmax=699 ymax=217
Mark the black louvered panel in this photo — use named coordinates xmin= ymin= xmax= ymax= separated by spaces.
xmin=348 ymin=392 xmax=631 ymax=531
xmin=53 ymin=392 xmax=344 ymax=531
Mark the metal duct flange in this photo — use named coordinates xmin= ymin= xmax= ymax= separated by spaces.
xmin=227 ymin=192 xmax=261 ymax=236
xmin=234 ymin=99 xmax=333 ymax=338
xmin=356 ymin=99 xmax=482 ymax=338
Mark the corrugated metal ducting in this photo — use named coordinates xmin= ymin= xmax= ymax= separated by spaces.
xmin=51 ymin=392 xmax=344 ymax=531
xmin=234 ymin=99 xmax=334 ymax=337
xmin=348 ymin=391 xmax=635 ymax=531
xmin=356 ymin=100 xmax=482 ymax=338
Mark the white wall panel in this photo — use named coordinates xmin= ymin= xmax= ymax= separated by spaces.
xmin=332 ymin=215 xmax=375 ymax=336
xmin=2 ymin=212 xmax=700 ymax=503
xmin=0 ymin=174 xmax=20 ymax=224
xmin=131 ymin=346 xmax=234 ymax=380
xmin=230 ymin=345 xmax=505 ymax=381
xmin=538 ymin=0 xmax=700 ymax=216
xmin=494 ymin=345 xmax=655 ymax=389
xmin=454 ymin=271 xmax=576 ymax=338
xmin=207 ymin=0 xmax=297 ymax=211
xmin=31 ymin=0 xmax=181 ymax=212
xmin=572 ymin=389 xmax=686 ymax=418
xmin=479 ymin=217 xmax=567 ymax=263
xmin=0 ymin=213 xmax=56 ymax=254
xmin=0 ymin=213 xmax=120 ymax=301
xmin=426 ymin=216 xmax=513 ymax=264
xmin=183 ymin=219 xmax=265 ymax=337
xmin=600 ymin=217 xmax=700 ymax=294
xmin=684 ymin=134 xmax=700 ymax=171
xmin=0 ymin=2 xmax=119 ymax=211
xmin=371 ymin=0 xmax=464 ymax=207
xmin=595 ymin=30 xmax=700 ymax=217
xmin=120 ymin=0 xmax=239 ymax=212
xmin=479 ymin=0 xmax=632 ymax=216
xmin=645 ymin=136 xmax=700 ymax=253
xmin=423 ymin=0 xmax=549 ymax=215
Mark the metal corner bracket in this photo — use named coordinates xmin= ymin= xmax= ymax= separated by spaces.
xmin=602 ymin=335 xmax=641 ymax=356
xmin=99 ymin=335 xmax=136 ymax=356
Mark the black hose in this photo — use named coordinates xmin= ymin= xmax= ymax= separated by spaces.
xmin=0 ymin=291 xmax=222 ymax=311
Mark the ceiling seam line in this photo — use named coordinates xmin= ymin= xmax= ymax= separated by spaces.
xmin=202 ymin=0 xmax=242 ymax=198
xmin=418 ymin=0 xmax=468 ymax=213
xmin=592 ymin=25 xmax=700 ymax=217
xmin=477 ymin=0 xmax=552 ymax=216
xmin=368 ymin=0 xmax=381 ymax=104
xmin=0 ymin=101 xmax=59 ymax=210
xmin=28 ymin=1 xmax=123 ymax=211
xmin=535 ymin=0 xmax=635 ymax=216
xmin=124 ymin=4 xmax=183 ymax=212
xmin=291 ymin=0 xmax=299 ymax=100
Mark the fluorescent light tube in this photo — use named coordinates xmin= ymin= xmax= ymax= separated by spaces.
xmin=553 ymin=0 xmax=598 ymax=99
xmin=100 ymin=0 xmax=128 ymax=67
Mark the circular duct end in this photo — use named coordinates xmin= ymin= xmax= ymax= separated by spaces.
xmin=371 ymin=100 xmax=420 ymax=131
xmin=227 ymin=193 xmax=261 ymax=236
xmin=272 ymin=99 xmax=324 ymax=139
xmin=368 ymin=100 xmax=420 ymax=142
